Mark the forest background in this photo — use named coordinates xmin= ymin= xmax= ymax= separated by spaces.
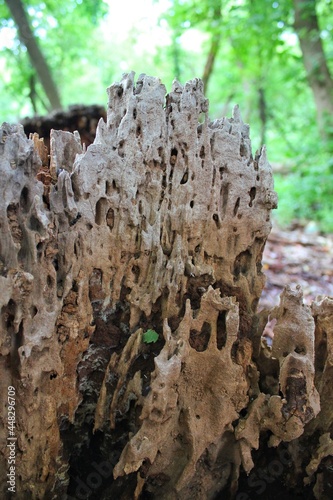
xmin=0 ymin=0 xmax=332 ymax=232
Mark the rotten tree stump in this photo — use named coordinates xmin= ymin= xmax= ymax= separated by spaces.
xmin=0 ymin=73 xmax=332 ymax=500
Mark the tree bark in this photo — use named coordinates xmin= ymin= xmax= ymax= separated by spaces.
xmin=0 ymin=73 xmax=332 ymax=500
xmin=293 ymin=0 xmax=333 ymax=142
xmin=5 ymin=0 xmax=62 ymax=111
xmin=20 ymin=104 xmax=106 ymax=152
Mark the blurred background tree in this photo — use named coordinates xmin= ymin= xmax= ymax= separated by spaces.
xmin=0 ymin=0 xmax=332 ymax=231
xmin=0 ymin=0 xmax=108 ymax=115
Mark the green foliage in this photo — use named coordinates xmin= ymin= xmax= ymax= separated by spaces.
xmin=142 ymin=329 xmax=159 ymax=344
xmin=0 ymin=0 xmax=108 ymax=117
xmin=274 ymin=152 xmax=333 ymax=232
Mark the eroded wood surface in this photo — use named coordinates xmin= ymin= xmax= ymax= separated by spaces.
xmin=0 ymin=73 xmax=332 ymax=500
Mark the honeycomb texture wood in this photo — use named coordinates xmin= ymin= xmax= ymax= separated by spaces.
xmin=0 ymin=73 xmax=331 ymax=499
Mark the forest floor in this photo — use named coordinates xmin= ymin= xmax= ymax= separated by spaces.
xmin=259 ymin=224 xmax=333 ymax=310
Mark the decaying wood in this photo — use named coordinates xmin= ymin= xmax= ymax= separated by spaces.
xmin=0 ymin=72 xmax=332 ymax=499
xmin=21 ymin=104 xmax=106 ymax=151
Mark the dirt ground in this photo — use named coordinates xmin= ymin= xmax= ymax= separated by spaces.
xmin=259 ymin=225 xmax=333 ymax=310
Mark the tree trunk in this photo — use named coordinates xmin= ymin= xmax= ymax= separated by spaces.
xmin=293 ymin=0 xmax=333 ymax=143
xmin=1 ymin=73 xmax=333 ymax=500
xmin=20 ymin=104 xmax=106 ymax=152
xmin=258 ymin=86 xmax=267 ymax=147
xmin=5 ymin=0 xmax=62 ymax=111
xmin=202 ymin=1 xmax=222 ymax=92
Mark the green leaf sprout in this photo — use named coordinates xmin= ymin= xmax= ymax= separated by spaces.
xmin=142 ymin=329 xmax=159 ymax=344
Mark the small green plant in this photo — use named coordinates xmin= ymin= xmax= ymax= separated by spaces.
xmin=142 ymin=329 xmax=159 ymax=344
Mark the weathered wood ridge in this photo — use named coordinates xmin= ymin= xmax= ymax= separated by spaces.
xmin=0 ymin=73 xmax=332 ymax=499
